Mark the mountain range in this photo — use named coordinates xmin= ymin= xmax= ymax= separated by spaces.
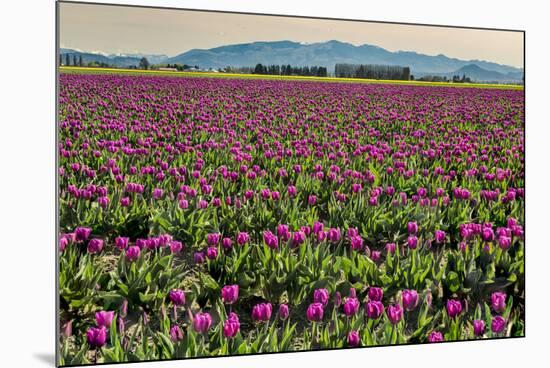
xmin=60 ymin=41 xmax=523 ymax=82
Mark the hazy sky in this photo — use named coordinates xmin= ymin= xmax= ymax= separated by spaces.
xmin=59 ymin=2 xmax=524 ymax=68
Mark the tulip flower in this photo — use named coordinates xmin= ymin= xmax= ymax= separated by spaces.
xmin=428 ymin=331 xmax=444 ymax=342
xmin=446 ymin=299 xmax=462 ymax=318
xmin=125 ymin=246 xmax=140 ymax=262
xmin=252 ymin=303 xmax=272 ymax=322
xmin=223 ymin=313 xmax=240 ymax=338
xmin=86 ymin=326 xmax=107 ymax=348
xmin=87 ymin=239 xmax=103 ymax=254
xmin=75 ymin=227 xmax=92 ymax=241
xmin=193 ymin=312 xmax=212 ymax=333
xmin=343 ymin=297 xmax=360 ymax=317
xmin=491 ymin=292 xmax=507 ymax=313
xmin=402 ymin=290 xmax=419 ymax=311
xmin=236 ymin=231 xmax=250 ymax=246
xmin=169 ymin=289 xmax=186 ymax=306
xmin=306 ymin=302 xmax=324 ymax=322
xmin=278 ymin=304 xmax=289 ymax=320
xmin=170 ymin=325 xmax=184 ymax=342
xmin=473 ymin=319 xmax=485 ymax=337
xmin=368 ymin=287 xmax=383 ymax=302
xmin=387 ymin=304 xmax=403 ymax=324
xmin=407 ymin=221 xmax=418 ymax=234
xmin=434 ymin=230 xmax=446 ymax=244
xmin=365 ymin=300 xmax=384 ymax=319
xmin=95 ymin=311 xmax=114 ymax=328
xmin=114 ymin=236 xmax=129 ymax=250
xmin=221 ymin=285 xmax=239 ymax=305
xmin=314 ymin=288 xmax=330 ymax=306
xmin=348 ymin=330 xmax=360 ymax=347
xmin=491 ymin=316 xmax=506 ymax=334
xmin=407 ymin=235 xmax=418 ymax=249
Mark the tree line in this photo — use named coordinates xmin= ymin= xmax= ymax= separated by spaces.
xmin=234 ymin=64 xmax=329 ymax=77
xmin=335 ymin=63 xmax=411 ymax=81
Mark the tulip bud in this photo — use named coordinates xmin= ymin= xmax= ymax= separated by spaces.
xmin=306 ymin=302 xmax=324 ymax=322
xmin=95 ymin=311 xmax=114 ymax=328
xmin=278 ymin=304 xmax=290 ymax=320
xmin=347 ymin=330 xmax=360 ymax=347
xmin=473 ymin=319 xmax=485 ymax=337
xmin=86 ymin=326 xmax=107 ymax=348
xmin=221 ymin=285 xmax=239 ymax=305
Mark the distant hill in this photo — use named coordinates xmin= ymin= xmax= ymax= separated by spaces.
xmin=60 ymin=41 xmax=523 ymax=82
xmin=165 ymin=40 xmax=523 ymax=81
xmin=59 ymin=49 xmax=168 ymax=67
xmin=432 ymin=64 xmax=524 ymax=82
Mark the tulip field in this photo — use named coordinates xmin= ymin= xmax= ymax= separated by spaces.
xmin=58 ymin=71 xmax=524 ymax=365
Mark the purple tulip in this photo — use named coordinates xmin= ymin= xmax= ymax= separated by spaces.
xmin=95 ymin=311 xmax=114 ymax=328
xmin=473 ymin=319 xmax=485 ymax=337
xmin=314 ymin=288 xmax=330 ymax=306
xmin=365 ymin=300 xmax=384 ymax=319
xmin=86 ymin=326 xmax=107 ymax=348
xmin=223 ymin=313 xmax=240 ymax=338
xmin=434 ymin=230 xmax=446 ymax=244
xmin=287 ymin=185 xmax=297 ymax=197
xmin=207 ymin=233 xmax=221 ymax=245
xmin=327 ymin=228 xmax=341 ymax=243
xmin=306 ymin=302 xmax=324 ymax=322
xmin=387 ymin=304 xmax=403 ymax=324
xmin=252 ymin=303 xmax=272 ymax=322
xmin=308 ymin=195 xmax=317 ymax=205
xmin=343 ymin=297 xmax=360 ymax=317
xmin=482 ymin=227 xmax=495 ymax=242
xmin=385 ymin=242 xmax=397 ymax=255
xmin=312 ymin=221 xmax=324 ymax=234
xmin=125 ymin=245 xmax=140 ymax=262
xmin=491 ymin=292 xmax=507 ymax=313
xmin=407 ymin=221 xmax=418 ymax=234
xmin=263 ymin=230 xmax=278 ymax=249
xmin=236 ymin=231 xmax=250 ymax=246
xmin=193 ymin=312 xmax=212 ymax=333
xmin=407 ymin=235 xmax=418 ymax=249
xmin=194 ymin=251 xmax=206 ymax=264
xmin=75 ymin=227 xmax=92 ymax=242
xmin=170 ymin=240 xmax=183 ymax=254
xmin=277 ymin=224 xmax=291 ymax=242
xmin=114 ymin=236 xmax=129 ymax=250
xmin=170 ymin=325 xmax=184 ymax=342
xmin=278 ymin=304 xmax=289 ymax=320
xmin=169 ymin=289 xmax=186 ymax=306
xmin=446 ymin=299 xmax=463 ymax=318
xmin=291 ymin=231 xmax=306 ymax=247
xmin=350 ymin=235 xmax=364 ymax=250
xmin=87 ymin=238 xmax=104 ymax=254
xmin=120 ymin=197 xmax=131 ymax=207
xmin=402 ymin=290 xmax=419 ymax=311
xmin=221 ymin=285 xmax=239 ymax=305
xmin=348 ymin=330 xmax=360 ymax=347
xmin=428 ymin=331 xmax=444 ymax=342
xmin=368 ymin=287 xmax=383 ymax=302
xmin=491 ymin=316 xmax=506 ymax=334
xmin=206 ymin=246 xmax=218 ymax=260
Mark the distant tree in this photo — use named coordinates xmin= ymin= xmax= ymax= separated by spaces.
xmin=73 ymin=55 xmax=77 ymax=67
xmin=59 ymin=54 xmax=62 ymax=66
xmin=139 ymin=57 xmax=150 ymax=70
xmin=65 ymin=54 xmax=70 ymax=66
xmin=410 ymin=75 xmax=415 ymax=80
xmin=254 ymin=63 xmax=264 ymax=74
xmin=78 ymin=55 xmax=83 ymax=67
